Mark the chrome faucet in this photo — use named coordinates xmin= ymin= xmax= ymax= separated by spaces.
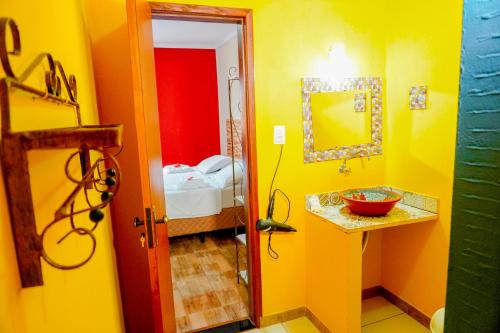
xmin=339 ymin=160 xmax=352 ymax=175
xmin=339 ymin=149 xmax=370 ymax=174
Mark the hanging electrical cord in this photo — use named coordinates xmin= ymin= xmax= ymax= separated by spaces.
xmin=361 ymin=231 xmax=370 ymax=254
xmin=228 ymin=67 xmax=295 ymax=259
xmin=267 ymin=230 xmax=279 ymax=260
xmin=267 ymin=145 xmax=283 ymax=260
xmin=258 ymin=144 xmax=295 ymax=260
xmin=268 ymin=145 xmax=283 ymax=203
xmin=269 ymin=189 xmax=290 ymax=223
xmin=266 ymin=189 xmax=292 ymax=260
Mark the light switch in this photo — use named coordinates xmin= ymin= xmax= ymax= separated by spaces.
xmin=274 ymin=125 xmax=285 ymax=144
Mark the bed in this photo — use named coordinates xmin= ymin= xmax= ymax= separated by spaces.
xmin=164 ymin=156 xmax=245 ymax=237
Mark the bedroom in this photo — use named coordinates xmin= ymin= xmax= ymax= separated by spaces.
xmin=152 ymin=19 xmax=250 ymax=332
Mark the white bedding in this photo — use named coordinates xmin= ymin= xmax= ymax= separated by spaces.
xmin=163 ymin=171 xmax=209 ymax=191
xmin=165 ymin=186 xmax=222 ymax=219
xmin=221 ymin=185 xmax=243 ymax=208
xmin=164 ymin=167 xmax=243 ymax=219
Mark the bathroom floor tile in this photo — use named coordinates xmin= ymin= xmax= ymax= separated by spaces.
xmin=361 ymin=296 xmax=404 ymax=326
xmin=361 ymin=313 xmax=429 ymax=333
xmin=283 ymin=317 xmax=321 ymax=333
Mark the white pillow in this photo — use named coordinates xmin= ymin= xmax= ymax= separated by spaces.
xmin=208 ymin=161 xmax=243 ymax=188
xmin=196 ymin=155 xmax=232 ymax=174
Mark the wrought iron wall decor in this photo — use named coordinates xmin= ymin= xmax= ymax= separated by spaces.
xmin=0 ymin=17 xmax=123 ymax=287
xmin=301 ymin=77 xmax=383 ymax=163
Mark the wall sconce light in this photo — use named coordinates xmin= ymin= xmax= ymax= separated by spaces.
xmin=317 ymin=43 xmax=357 ymax=84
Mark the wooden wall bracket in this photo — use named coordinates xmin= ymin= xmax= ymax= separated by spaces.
xmin=0 ymin=17 xmax=123 ymax=287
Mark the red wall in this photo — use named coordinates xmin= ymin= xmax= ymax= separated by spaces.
xmin=154 ymin=48 xmax=221 ymax=166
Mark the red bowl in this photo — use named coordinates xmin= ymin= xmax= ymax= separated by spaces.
xmin=340 ymin=189 xmax=401 ymax=216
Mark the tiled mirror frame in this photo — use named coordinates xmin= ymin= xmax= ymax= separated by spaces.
xmin=301 ymin=77 xmax=383 ymax=163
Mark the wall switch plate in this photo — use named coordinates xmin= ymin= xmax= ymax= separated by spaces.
xmin=274 ymin=125 xmax=285 ymax=144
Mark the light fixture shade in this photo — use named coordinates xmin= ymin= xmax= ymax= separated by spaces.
xmin=325 ymin=43 xmax=356 ymax=82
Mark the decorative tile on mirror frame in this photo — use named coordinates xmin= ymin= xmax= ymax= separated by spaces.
xmin=301 ymin=77 xmax=383 ymax=163
xmin=354 ymin=92 xmax=366 ymax=112
xmin=409 ymin=86 xmax=427 ymax=110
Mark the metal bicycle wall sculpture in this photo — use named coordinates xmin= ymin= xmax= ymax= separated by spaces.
xmin=0 ymin=17 xmax=123 ymax=287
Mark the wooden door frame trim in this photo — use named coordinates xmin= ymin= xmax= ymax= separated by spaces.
xmin=148 ymin=2 xmax=262 ymax=328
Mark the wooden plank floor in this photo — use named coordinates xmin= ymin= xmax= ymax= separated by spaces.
xmin=170 ymin=231 xmax=249 ymax=332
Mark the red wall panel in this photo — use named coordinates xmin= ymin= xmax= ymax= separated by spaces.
xmin=154 ymin=48 xmax=221 ymax=166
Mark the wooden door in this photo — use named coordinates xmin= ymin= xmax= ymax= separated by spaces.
xmin=89 ymin=0 xmax=175 ymax=332
xmin=91 ymin=1 xmax=261 ymax=331
xmin=125 ymin=0 xmax=176 ymax=332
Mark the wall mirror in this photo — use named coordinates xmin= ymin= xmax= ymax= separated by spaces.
xmin=302 ymin=77 xmax=383 ymax=163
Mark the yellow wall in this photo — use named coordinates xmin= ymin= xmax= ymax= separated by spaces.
xmin=251 ymin=0 xmax=388 ymax=315
xmin=382 ymin=0 xmax=463 ymax=317
xmin=0 ymin=1 xmax=124 ymax=333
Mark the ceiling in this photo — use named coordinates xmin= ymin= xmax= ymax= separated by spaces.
xmin=152 ymin=19 xmax=238 ymax=49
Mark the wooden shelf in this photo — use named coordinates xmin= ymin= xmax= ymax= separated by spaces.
xmin=2 ymin=124 xmax=123 ymax=287
xmin=11 ymin=125 xmax=123 ymax=150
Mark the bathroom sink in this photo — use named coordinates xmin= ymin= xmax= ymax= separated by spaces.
xmin=305 ymin=186 xmax=438 ymax=232
xmin=340 ymin=188 xmax=401 ymax=216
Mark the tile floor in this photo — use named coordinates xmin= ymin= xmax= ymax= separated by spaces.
xmin=361 ymin=296 xmax=430 ymax=333
xmin=245 ymin=297 xmax=429 ymax=333
xmin=169 ymin=231 xmax=428 ymax=333
xmin=169 ymin=231 xmax=249 ymax=332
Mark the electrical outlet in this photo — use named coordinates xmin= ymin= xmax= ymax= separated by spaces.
xmin=274 ymin=125 xmax=285 ymax=144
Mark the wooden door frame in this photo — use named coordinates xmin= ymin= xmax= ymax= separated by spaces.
xmin=147 ymin=2 xmax=262 ymax=328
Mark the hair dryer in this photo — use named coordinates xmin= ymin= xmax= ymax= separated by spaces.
xmin=256 ymin=189 xmax=297 ymax=232
xmin=256 ymin=218 xmax=297 ymax=232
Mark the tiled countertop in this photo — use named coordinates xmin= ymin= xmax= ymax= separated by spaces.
xmin=305 ymin=186 xmax=439 ymax=233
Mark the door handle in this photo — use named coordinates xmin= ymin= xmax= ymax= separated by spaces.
xmin=155 ymin=215 xmax=167 ymax=224
xmin=151 ymin=206 xmax=167 ymax=225
xmin=151 ymin=207 xmax=167 ymax=247
xmin=133 ymin=211 xmax=154 ymax=248
xmin=133 ymin=217 xmax=144 ymax=228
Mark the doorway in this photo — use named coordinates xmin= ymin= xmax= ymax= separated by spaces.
xmin=102 ymin=2 xmax=263 ymax=332
xmin=151 ymin=18 xmax=251 ymax=331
